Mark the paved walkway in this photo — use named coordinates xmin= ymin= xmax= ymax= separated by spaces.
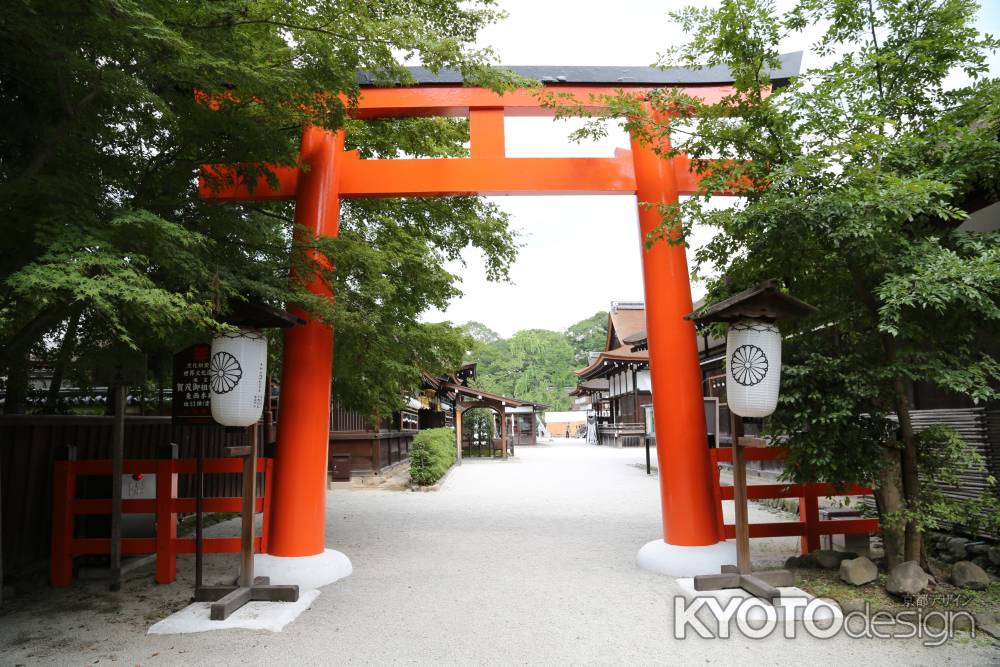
xmin=1 ymin=440 xmax=996 ymax=664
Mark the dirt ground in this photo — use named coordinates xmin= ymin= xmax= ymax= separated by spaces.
xmin=1 ymin=440 xmax=996 ymax=665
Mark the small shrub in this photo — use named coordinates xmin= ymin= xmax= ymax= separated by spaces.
xmin=409 ymin=427 xmax=456 ymax=486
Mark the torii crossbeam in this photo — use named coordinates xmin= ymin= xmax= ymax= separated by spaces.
xmin=199 ymin=56 xmax=802 ymax=575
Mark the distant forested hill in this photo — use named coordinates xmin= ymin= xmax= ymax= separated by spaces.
xmin=464 ymin=311 xmax=607 ymax=410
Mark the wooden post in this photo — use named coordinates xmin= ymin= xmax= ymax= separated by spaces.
xmin=269 ymin=127 xmax=343 ymax=558
xmin=632 ymin=366 xmax=639 ymax=425
xmin=694 ymin=414 xmax=797 ymax=596
xmin=630 ymin=110 xmax=720 ymax=546
xmin=195 ymin=433 xmax=205 ymax=590
xmin=261 ymin=457 xmax=274 ymax=552
xmin=0 ymin=445 xmax=3 ymax=604
xmin=201 ymin=424 xmax=298 ymax=619
xmin=800 ymin=489 xmax=821 ymax=554
xmin=693 ymin=413 xmax=796 ymax=597
xmin=109 ymin=381 xmax=126 ymax=591
xmin=454 ymin=407 xmax=462 ymax=466
xmin=372 ymin=419 xmax=382 ymax=472
xmin=155 ymin=443 xmax=178 ymax=584
xmin=500 ymin=406 xmax=508 ymax=460
xmin=731 ymin=414 xmax=750 ymax=575
xmin=50 ymin=446 xmax=77 ymax=587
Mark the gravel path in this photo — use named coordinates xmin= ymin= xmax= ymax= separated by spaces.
xmin=1 ymin=440 xmax=996 ymax=665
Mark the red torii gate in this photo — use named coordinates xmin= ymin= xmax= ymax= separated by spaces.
xmin=200 ymin=59 xmax=801 ymax=573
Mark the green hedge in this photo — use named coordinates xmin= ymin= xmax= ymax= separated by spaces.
xmin=409 ymin=427 xmax=456 ymax=486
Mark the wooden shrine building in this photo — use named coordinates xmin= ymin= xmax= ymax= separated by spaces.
xmin=573 ymin=302 xmax=653 ymax=447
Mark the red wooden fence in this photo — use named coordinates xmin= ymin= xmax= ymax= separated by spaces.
xmin=50 ymin=455 xmax=273 ymax=587
xmin=1 ymin=415 xmax=269 ymax=574
xmin=709 ymin=446 xmax=880 ymax=554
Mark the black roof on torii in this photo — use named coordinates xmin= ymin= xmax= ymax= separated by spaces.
xmin=358 ymin=52 xmax=803 ymax=87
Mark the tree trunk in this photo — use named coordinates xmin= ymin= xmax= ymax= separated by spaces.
xmin=893 ymin=375 xmax=922 ymax=562
xmin=846 ymin=263 xmax=924 ymax=566
xmin=44 ymin=309 xmax=82 ymax=412
xmin=2 ymin=351 xmax=30 ymax=415
xmin=875 ymin=444 xmax=906 ymax=569
xmin=0 ymin=304 xmax=67 ymax=367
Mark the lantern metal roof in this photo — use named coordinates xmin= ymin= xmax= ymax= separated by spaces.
xmin=684 ymin=280 xmax=817 ymax=324
xmin=225 ymin=299 xmax=305 ymax=329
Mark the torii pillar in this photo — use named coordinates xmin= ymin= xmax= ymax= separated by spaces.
xmin=630 ymin=108 xmax=736 ymax=575
xmin=269 ymin=126 xmax=343 ymax=556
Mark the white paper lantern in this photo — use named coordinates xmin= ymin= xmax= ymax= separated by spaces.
xmin=209 ymin=328 xmax=267 ymax=427
xmin=725 ymin=319 xmax=781 ymax=418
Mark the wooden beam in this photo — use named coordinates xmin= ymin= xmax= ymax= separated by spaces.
xmin=199 ymin=153 xmax=738 ymax=202
xmin=338 ymin=151 xmax=637 ymax=197
xmin=199 ymin=164 xmax=300 ymax=201
xmin=469 ymin=109 xmax=505 ymax=158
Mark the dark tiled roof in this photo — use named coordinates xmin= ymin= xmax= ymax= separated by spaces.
xmin=358 ymin=54 xmax=803 ymax=87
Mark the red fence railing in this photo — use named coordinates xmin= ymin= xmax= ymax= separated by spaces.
xmin=709 ymin=446 xmax=880 ymax=554
xmin=50 ymin=453 xmax=273 ymax=587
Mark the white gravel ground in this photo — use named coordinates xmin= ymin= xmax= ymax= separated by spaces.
xmin=1 ymin=439 xmax=996 ymax=665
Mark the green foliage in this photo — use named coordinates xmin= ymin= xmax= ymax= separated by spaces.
xmin=467 ymin=325 xmax=585 ymax=410
xmin=565 ymin=311 xmax=608 ymax=364
xmin=463 ymin=321 xmax=500 ymax=345
xmin=0 ymin=0 xmax=522 ymax=418
xmin=465 ymin=312 xmax=608 ymax=409
xmin=673 ymin=0 xmax=1000 ymax=493
xmin=409 ymin=427 xmax=456 ymax=486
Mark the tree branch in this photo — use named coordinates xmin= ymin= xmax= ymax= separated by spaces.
xmin=9 ymin=87 xmax=101 ymax=189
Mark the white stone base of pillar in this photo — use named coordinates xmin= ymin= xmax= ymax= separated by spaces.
xmin=636 ymin=539 xmax=738 ymax=577
xmin=254 ymin=548 xmax=353 ymax=590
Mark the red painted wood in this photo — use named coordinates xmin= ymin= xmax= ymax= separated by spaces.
xmin=49 ymin=461 xmax=75 ymax=587
xmin=261 ymin=458 xmax=273 ymax=553
xmin=199 ymin=154 xmax=737 ymax=201
xmin=469 ymin=108 xmax=505 ymax=158
xmin=71 ymin=458 xmax=265 ymax=475
xmin=348 ymin=85 xmax=737 ymax=118
xmin=717 ymin=482 xmax=873 ymax=501
xmin=269 ymin=126 xmax=343 ymax=557
xmin=721 ymin=518 xmax=880 ymax=540
xmin=800 ymin=491 xmax=821 ymax=554
xmin=632 ymin=104 xmax=719 ymax=547
xmin=155 ymin=457 xmax=178 ymax=584
xmin=51 ymin=456 xmax=275 ymax=586
xmin=709 ymin=446 xmax=878 ymax=554
xmin=713 ymin=446 xmax=789 ymax=463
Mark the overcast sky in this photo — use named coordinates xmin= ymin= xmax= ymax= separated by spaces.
xmin=421 ymin=0 xmax=1000 ymax=338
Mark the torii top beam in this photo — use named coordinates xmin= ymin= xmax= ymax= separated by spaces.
xmin=200 ymin=53 xmax=801 ymax=201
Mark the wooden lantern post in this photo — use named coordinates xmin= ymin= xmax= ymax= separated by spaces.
xmin=685 ymin=281 xmax=816 ymax=602
xmin=194 ymin=301 xmax=304 ymax=620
